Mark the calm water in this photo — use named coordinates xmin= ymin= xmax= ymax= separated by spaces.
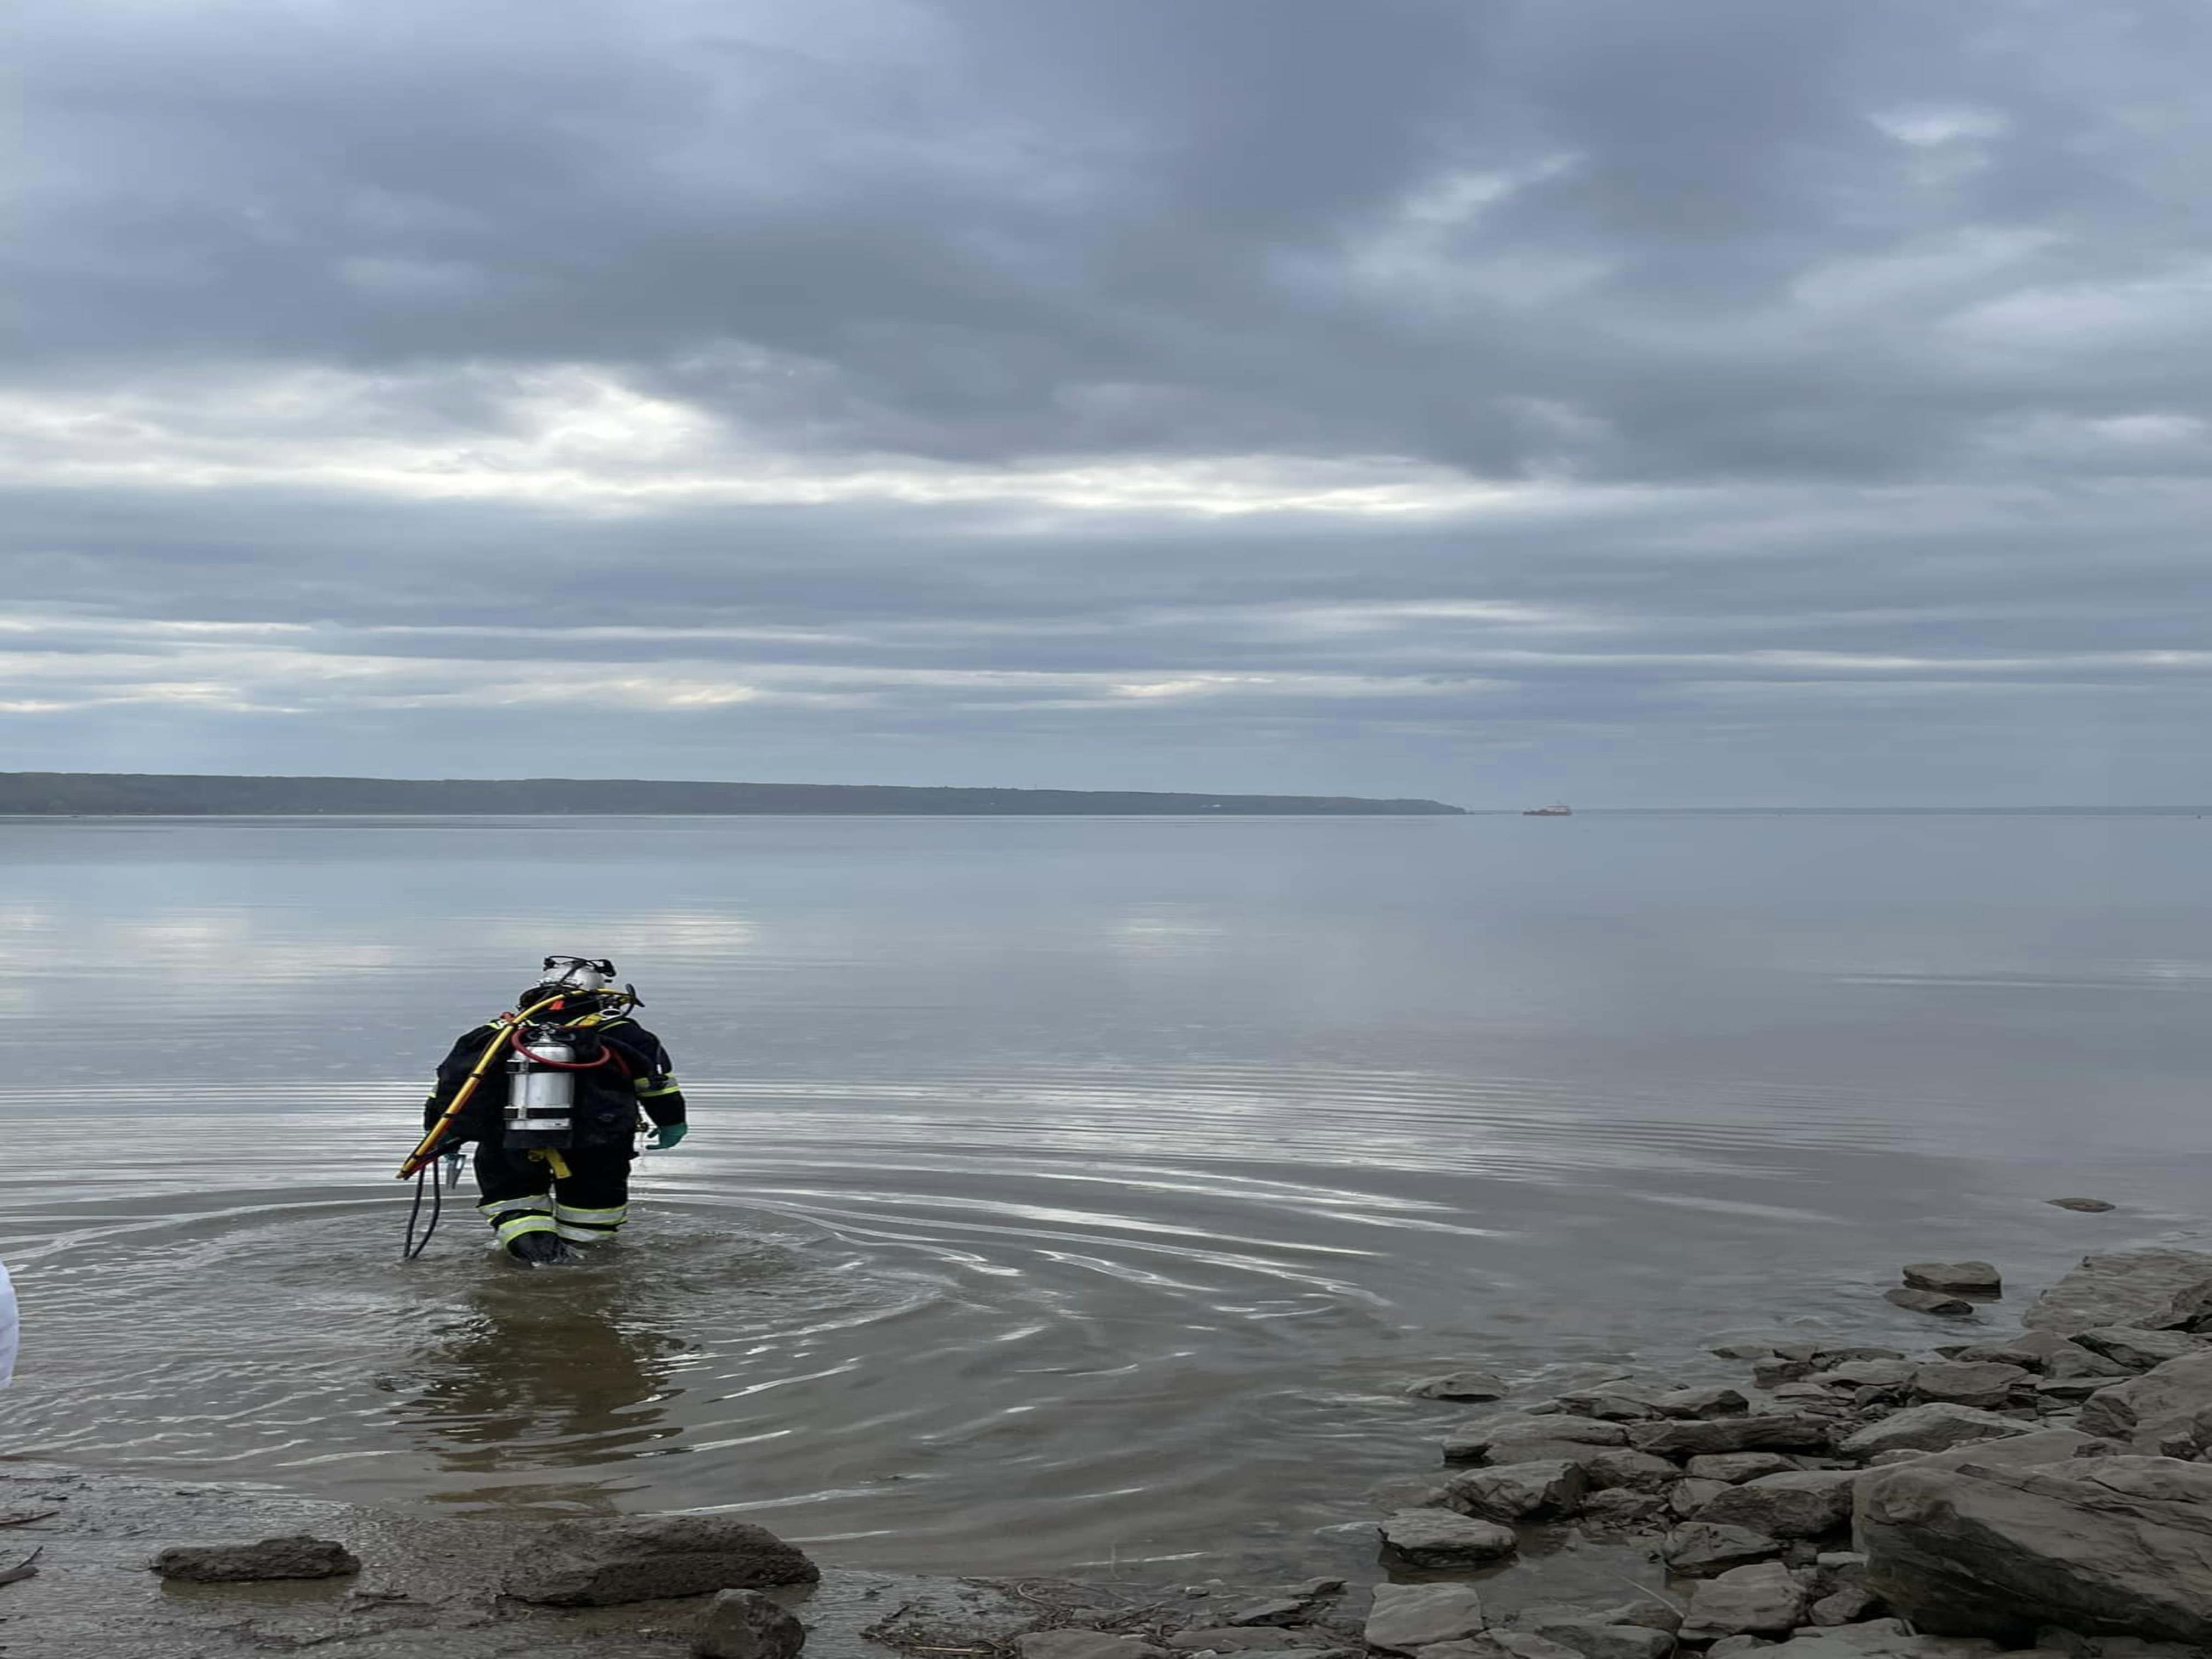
xmin=0 ymin=812 xmax=2205 ymax=1576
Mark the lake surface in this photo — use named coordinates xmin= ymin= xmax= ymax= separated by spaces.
xmin=0 ymin=812 xmax=2205 ymax=1577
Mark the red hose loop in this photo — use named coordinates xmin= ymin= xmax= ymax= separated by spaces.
xmin=509 ymin=1029 xmax=621 ymax=1070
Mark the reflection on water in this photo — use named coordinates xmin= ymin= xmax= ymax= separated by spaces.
xmin=397 ymin=1268 xmax=692 ymax=1508
xmin=0 ymin=813 xmax=2208 ymax=1576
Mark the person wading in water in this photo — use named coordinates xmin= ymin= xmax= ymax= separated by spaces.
xmin=414 ymin=957 xmax=689 ymax=1265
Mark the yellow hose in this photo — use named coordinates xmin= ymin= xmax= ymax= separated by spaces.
xmin=395 ymin=990 xmax=629 ymax=1178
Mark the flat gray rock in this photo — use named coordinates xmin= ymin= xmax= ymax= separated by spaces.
xmin=1949 ymin=1331 xmax=2079 ymax=1372
xmin=2076 ymin=1350 xmax=2212 ymax=1454
xmin=1902 ymin=1262 xmax=2001 ymax=1295
xmin=1686 ymin=1453 xmax=1799 ymax=1484
xmin=1508 ymin=1617 xmax=1673 ymax=1659
xmin=1864 ymin=1426 xmax=2115 ymax=1480
xmin=1859 ymin=1453 xmax=2212 ymax=1645
xmin=1884 ymin=1289 xmax=1975 ymax=1318
xmin=701 ymin=1588 xmax=809 ymax=1659
xmin=1378 ymin=1508 xmax=1519 ymax=1567
xmin=1837 ymin=1404 xmax=2030 ymax=1460
xmin=2044 ymin=1343 xmax=2131 ymax=1381
xmin=1445 ymin=1459 xmax=1588 ymax=1521
xmin=504 ymin=1514 xmax=819 ymax=1607
xmin=1410 ymin=1371 xmax=1511 ymax=1402
xmin=1166 ymin=1631 xmax=1327 ymax=1652
xmin=1555 ymin=1389 xmax=1661 ymax=1423
xmin=1364 ymin=1583 xmax=1487 ymax=1655
xmin=1679 ymin=1562 xmax=1812 ymax=1641
xmin=1418 ymin=1638 xmax=1581 ymax=1659
xmin=1444 ymin=1415 xmax=1627 ymax=1465
xmin=1663 ymin=1522 xmax=1784 ymax=1576
xmin=1655 ymin=1386 xmax=1748 ymax=1419
xmin=2035 ymin=1375 xmax=2106 ymax=1404
xmin=1809 ymin=1588 xmax=1881 ymax=1627
xmin=1632 ymin=1414 xmax=1830 ymax=1458
xmin=151 ymin=1535 xmax=360 ymax=1582
xmin=1909 ymin=1361 xmax=2030 ymax=1410
xmin=1695 ymin=1470 xmax=1858 ymax=1539
xmin=1372 ymin=1475 xmax=1463 ymax=1511
xmin=1672 ymin=1477 xmax=1733 ymax=1518
xmin=1811 ymin=1361 xmax=1916 ymax=1392
xmin=1578 ymin=1448 xmax=1681 ymax=1493
xmin=2023 ymin=1249 xmax=2212 ymax=1336
xmin=2073 ymin=1327 xmax=2208 ymax=1372
xmin=1222 ymin=1595 xmax=1316 ymax=1627
xmin=1019 ymin=1634 xmax=1167 ymax=1659
xmin=1753 ymin=1357 xmax=1816 ymax=1388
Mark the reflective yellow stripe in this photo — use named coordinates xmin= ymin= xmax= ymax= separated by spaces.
xmin=478 ymin=1196 xmax=551 ymax=1220
xmin=552 ymin=1204 xmax=628 ymax=1223
xmin=493 ymin=1212 xmax=557 ymax=1245
xmin=635 ymin=1079 xmax=681 ymax=1098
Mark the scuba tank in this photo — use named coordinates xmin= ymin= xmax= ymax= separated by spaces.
xmin=504 ymin=1023 xmax=582 ymax=1149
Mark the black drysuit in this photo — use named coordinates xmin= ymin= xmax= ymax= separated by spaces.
xmin=421 ymin=1014 xmax=687 ymax=1251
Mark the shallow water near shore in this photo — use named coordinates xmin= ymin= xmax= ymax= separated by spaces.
xmin=0 ymin=811 xmax=2207 ymax=1577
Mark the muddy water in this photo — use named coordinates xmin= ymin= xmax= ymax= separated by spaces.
xmin=0 ymin=813 xmax=2205 ymax=1576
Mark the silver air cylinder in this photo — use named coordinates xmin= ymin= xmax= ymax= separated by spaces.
xmin=504 ymin=1028 xmax=576 ymax=1148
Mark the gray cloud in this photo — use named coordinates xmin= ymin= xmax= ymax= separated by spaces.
xmin=4 ymin=0 xmax=2211 ymax=802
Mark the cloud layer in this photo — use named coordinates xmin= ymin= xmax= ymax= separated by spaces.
xmin=6 ymin=0 xmax=2210 ymax=803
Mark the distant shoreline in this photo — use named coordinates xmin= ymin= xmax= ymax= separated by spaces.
xmin=0 ymin=771 xmax=1464 ymax=816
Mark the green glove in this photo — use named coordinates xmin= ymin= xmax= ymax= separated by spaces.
xmin=648 ymin=1122 xmax=689 ymax=1150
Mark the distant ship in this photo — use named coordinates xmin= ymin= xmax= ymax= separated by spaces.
xmin=1522 ymin=803 xmax=1573 ymax=817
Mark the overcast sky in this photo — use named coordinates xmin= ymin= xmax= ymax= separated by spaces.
xmin=5 ymin=0 xmax=2210 ymax=805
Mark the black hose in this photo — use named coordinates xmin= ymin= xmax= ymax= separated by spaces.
xmin=400 ymin=1154 xmax=450 ymax=1261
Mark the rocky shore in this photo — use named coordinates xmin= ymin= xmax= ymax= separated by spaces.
xmin=12 ymin=1242 xmax=2212 ymax=1658
xmin=1356 ymin=1244 xmax=2212 ymax=1659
